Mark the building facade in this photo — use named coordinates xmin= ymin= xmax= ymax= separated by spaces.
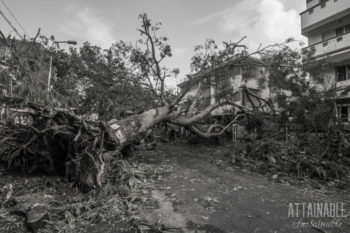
xmin=177 ymin=58 xmax=272 ymax=116
xmin=301 ymin=0 xmax=350 ymax=122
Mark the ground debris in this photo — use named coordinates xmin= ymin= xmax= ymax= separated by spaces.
xmin=0 ymin=97 xmax=121 ymax=190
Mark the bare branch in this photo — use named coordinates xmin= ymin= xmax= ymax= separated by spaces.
xmin=182 ymin=113 xmax=245 ymax=138
xmin=171 ymin=100 xmax=250 ymax=126
xmin=242 ymin=86 xmax=275 ymax=114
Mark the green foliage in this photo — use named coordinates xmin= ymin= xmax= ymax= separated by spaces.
xmin=190 ymin=39 xmax=245 ymax=72
xmin=260 ymin=46 xmax=341 ymax=134
xmin=220 ymin=137 xmax=350 ymax=188
xmin=0 ymin=33 xmax=159 ymax=120
xmin=71 ymin=42 xmax=156 ymax=120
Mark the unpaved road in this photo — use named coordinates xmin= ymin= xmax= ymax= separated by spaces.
xmin=139 ymin=142 xmax=350 ymax=233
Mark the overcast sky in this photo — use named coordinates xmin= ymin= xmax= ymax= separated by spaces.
xmin=1 ymin=0 xmax=307 ymax=86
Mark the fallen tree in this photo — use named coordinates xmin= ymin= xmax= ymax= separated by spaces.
xmin=0 ymin=94 xmax=252 ymax=189
xmin=2 ymin=14 xmax=341 ymax=190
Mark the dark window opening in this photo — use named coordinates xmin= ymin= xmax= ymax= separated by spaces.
xmin=336 ymin=27 xmax=344 ymax=37
xmin=335 ymin=24 xmax=350 ymax=37
xmin=338 ymin=106 xmax=349 ymax=122
xmin=346 ymin=25 xmax=350 ymax=33
xmin=241 ymin=91 xmax=246 ymax=106
xmin=336 ymin=66 xmax=347 ymax=81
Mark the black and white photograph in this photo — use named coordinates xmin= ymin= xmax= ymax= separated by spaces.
xmin=0 ymin=0 xmax=349 ymax=232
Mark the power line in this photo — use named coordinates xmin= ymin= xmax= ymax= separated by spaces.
xmin=0 ymin=9 xmax=23 ymax=39
xmin=1 ymin=0 xmax=27 ymax=36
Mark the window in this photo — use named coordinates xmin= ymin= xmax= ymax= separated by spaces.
xmin=345 ymin=25 xmax=350 ymax=33
xmin=337 ymin=106 xmax=349 ymax=122
xmin=335 ymin=24 xmax=350 ymax=37
xmin=336 ymin=27 xmax=344 ymax=37
xmin=241 ymin=91 xmax=246 ymax=106
xmin=336 ymin=66 xmax=347 ymax=81
xmin=336 ymin=66 xmax=350 ymax=81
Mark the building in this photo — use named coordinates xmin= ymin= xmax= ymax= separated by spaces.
xmin=301 ymin=0 xmax=350 ymax=122
xmin=177 ymin=56 xmax=273 ymax=117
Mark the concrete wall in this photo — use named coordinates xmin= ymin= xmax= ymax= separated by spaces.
xmin=180 ymin=81 xmax=201 ymax=101
xmin=210 ymin=66 xmax=272 ymax=115
xmin=301 ymin=0 xmax=350 ymax=34
xmin=306 ymin=0 xmax=321 ymax=10
xmin=307 ymin=14 xmax=350 ymax=45
xmin=178 ymin=65 xmax=273 ymax=116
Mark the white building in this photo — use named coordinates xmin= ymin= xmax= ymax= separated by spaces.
xmin=177 ymin=57 xmax=273 ymax=116
xmin=301 ymin=0 xmax=350 ymax=122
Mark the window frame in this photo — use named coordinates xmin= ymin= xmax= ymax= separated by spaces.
xmin=335 ymin=24 xmax=350 ymax=37
xmin=337 ymin=105 xmax=350 ymax=122
xmin=336 ymin=66 xmax=347 ymax=82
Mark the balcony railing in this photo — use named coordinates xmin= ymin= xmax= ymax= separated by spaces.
xmin=301 ymin=0 xmax=350 ymax=33
xmin=306 ymin=0 xmax=321 ymax=10
xmin=304 ymin=32 xmax=350 ymax=59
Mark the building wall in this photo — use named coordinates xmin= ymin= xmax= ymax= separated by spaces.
xmin=302 ymin=0 xmax=350 ymax=123
xmin=181 ymin=81 xmax=201 ymax=101
xmin=306 ymin=0 xmax=321 ymax=10
xmin=307 ymin=14 xmax=350 ymax=45
xmin=179 ymin=65 xmax=272 ymax=116
xmin=301 ymin=0 xmax=350 ymax=34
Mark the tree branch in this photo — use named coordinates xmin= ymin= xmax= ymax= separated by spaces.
xmin=179 ymin=113 xmax=245 ymax=138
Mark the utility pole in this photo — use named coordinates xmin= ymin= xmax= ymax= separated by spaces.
xmin=47 ymin=56 xmax=52 ymax=92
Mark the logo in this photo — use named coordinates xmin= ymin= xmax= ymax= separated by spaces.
xmin=288 ymin=202 xmax=348 ymax=230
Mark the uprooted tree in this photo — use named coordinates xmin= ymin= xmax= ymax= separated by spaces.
xmin=1 ymin=14 xmax=348 ymax=189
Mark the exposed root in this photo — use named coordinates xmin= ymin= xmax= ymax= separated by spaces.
xmin=0 ymin=97 xmax=120 ymax=190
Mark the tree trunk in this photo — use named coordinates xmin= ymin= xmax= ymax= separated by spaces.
xmin=0 ymin=96 xmax=247 ymax=190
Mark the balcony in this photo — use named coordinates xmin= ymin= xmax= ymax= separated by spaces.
xmin=304 ymin=32 xmax=350 ymax=61
xmin=301 ymin=0 xmax=350 ymax=35
xmin=306 ymin=0 xmax=320 ymax=9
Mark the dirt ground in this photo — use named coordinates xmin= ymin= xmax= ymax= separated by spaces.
xmin=0 ymin=141 xmax=349 ymax=233
xmin=136 ymin=142 xmax=350 ymax=233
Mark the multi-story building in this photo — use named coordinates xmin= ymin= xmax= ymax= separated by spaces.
xmin=301 ymin=0 xmax=350 ymax=122
xmin=177 ymin=57 xmax=273 ymax=116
